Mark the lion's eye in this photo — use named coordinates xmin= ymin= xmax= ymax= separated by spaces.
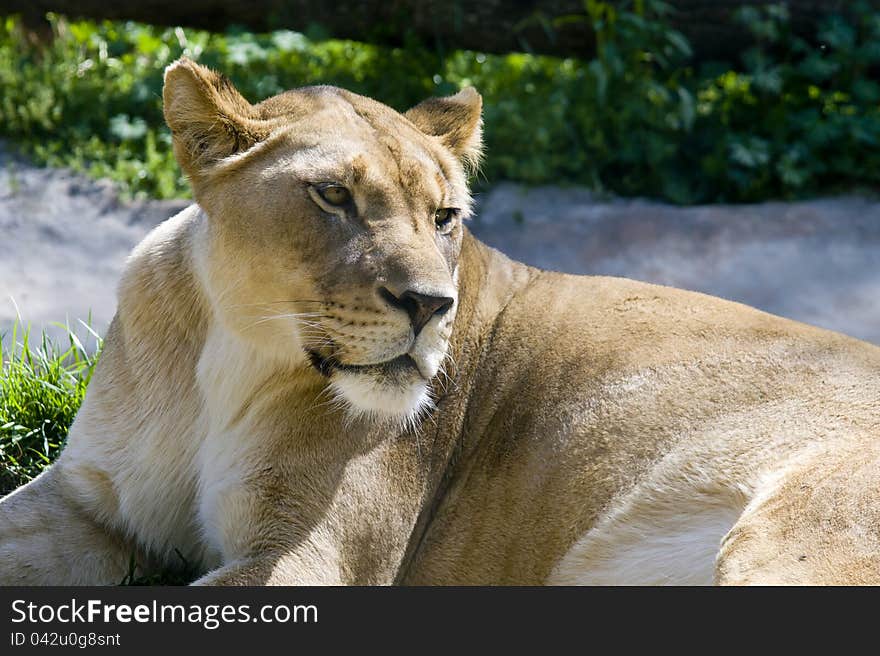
xmin=317 ymin=185 xmax=352 ymax=207
xmin=434 ymin=208 xmax=459 ymax=234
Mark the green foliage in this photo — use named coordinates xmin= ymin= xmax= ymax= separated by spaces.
xmin=0 ymin=2 xmax=878 ymax=203
xmin=691 ymin=2 xmax=880 ymax=201
xmin=0 ymin=321 xmax=100 ymax=494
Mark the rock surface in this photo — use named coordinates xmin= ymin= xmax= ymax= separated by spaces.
xmin=1 ymin=147 xmax=878 ymax=350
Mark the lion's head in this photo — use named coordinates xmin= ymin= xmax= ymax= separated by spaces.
xmin=162 ymin=59 xmax=482 ymax=426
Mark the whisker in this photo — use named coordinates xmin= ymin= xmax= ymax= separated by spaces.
xmin=239 ymin=312 xmax=330 ymax=333
xmin=226 ymin=300 xmax=331 ymax=308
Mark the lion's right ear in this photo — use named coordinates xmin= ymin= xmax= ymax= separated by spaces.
xmin=163 ymin=58 xmax=271 ymax=179
xmin=405 ymin=87 xmax=483 ymax=172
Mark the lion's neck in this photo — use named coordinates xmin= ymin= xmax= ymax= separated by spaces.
xmin=390 ymin=231 xmax=534 ymax=581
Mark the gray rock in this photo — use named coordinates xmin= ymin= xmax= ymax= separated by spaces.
xmin=0 ymin=146 xmax=187 ymax=349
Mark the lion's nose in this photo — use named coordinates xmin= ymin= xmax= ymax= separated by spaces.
xmin=379 ymin=287 xmax=454 ymax=336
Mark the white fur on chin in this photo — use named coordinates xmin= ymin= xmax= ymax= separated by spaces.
xmin=329 ymin=369 xmax=434 ymax=429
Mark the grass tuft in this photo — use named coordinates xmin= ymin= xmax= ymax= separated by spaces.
xmin=0 ymin=320 xmax=101 ymax=495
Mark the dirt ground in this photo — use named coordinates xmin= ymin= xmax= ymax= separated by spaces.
xmin=2 ymin=145 xmax=878 ymax=349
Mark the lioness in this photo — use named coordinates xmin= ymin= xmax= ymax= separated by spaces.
xmin=2 ymin=59 xmax=879 ymax=585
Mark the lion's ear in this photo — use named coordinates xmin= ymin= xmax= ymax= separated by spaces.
xmin=163 ymin=58 xmax=271 ymax=179
xmin=405 ymin=87 xmax=483 ymax=170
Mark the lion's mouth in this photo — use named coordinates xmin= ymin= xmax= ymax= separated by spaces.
xmin=308 ymin=351 xmax=423 ymax=379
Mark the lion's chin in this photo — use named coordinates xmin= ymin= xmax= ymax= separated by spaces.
xmin=328 ymin=368 xmax=433 ymax=428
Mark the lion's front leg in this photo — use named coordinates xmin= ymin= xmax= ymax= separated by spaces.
xmin=0 ymin=467 xmax=142 ymax=585
xmin=192 ymin=551 xmax=345 ymax=586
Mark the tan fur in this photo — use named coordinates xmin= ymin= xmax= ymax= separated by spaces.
xmin=2 ymin=60 xmax=879 ymax=585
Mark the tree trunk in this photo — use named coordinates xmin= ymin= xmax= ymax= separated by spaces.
xmin=5 ymin=1 xmax=873 ymax=62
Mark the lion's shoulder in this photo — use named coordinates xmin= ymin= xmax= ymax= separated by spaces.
xmin=117 ymin=204 xmax=208 ymax=350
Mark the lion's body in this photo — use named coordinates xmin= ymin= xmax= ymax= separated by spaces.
xmin=2 ymin=62 xmax=878 ymax=585
xmin=407 ymin=238 xmax=880 ymax=584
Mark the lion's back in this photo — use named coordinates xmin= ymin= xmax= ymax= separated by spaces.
xmin=486 ymin=269 xmax=880 ymax=460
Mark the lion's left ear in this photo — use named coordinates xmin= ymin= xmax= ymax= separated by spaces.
xmin=405 ymin=87 xmax=483 ymax=170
